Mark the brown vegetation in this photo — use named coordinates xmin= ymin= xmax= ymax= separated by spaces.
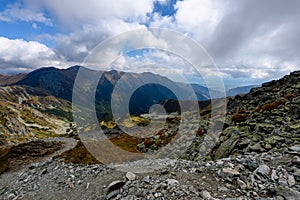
xmin=255 ymin=99 xmax=286 ymax=112
xmin=238 ymin=110 xmax=247 ymax=114
xmin=284 ymin=93 xmax=294 ymax=100
xmin=0 ymin=147 xmax=11 ymax=174
xmin=56 ymin=141 xmax=100 ymax=164
xmin=196 ymin=129 xmax=205 ymax=137
xmin=232 ymin=113 xmax=248 ymax=123
xmin=109 ymin=134 xmax=143 ymax=153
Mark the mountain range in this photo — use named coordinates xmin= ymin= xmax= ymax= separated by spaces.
xmin=0 ymin=66 xmax=256 ymax=119
xmin=0 ymin=67 xmax=215 ymax=119
xmin=226 ymin=85 xmax=259 ymax=97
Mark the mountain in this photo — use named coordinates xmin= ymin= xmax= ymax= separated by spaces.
xmin=0 ymin=73 xmax=26 ymax=86
xmin=191 ymin=84 xmax=211 ymax=99
xmin=15 ymin=66 xmax=80 ymax=101
xmin=10 ymin=66 xmax=213 ymax=119
xmin=226 ymin=85 xmax=258 ymax=97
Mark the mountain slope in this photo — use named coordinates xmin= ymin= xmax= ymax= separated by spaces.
xmin=138 ymin=70 xmax=300 ymax=161
xmin=0 ymin=86 xmax=75 ymax=145
xmin=0 ymin=73 xmax=26 ymax=86
xmin=15 ymin=66 xmax=80 ymax=101
xmin=12 ymin=66 xmax=212 ymax=119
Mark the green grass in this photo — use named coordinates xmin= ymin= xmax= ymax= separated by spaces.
xmin=40 ymin=108 xmax=73 ymax=121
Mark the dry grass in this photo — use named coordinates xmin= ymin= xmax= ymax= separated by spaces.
xmin=109 ymin=134 xmax=143 ymax=153
xmin=0 ymin=147 xmax=11 ymax=174
xmin=55 ymin=141 xmax=100 ymax=164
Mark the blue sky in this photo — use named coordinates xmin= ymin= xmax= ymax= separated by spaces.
xmin=0 ymin=0 xmax=299 ymax=88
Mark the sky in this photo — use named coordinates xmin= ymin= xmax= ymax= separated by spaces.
xmin=0 ymin=0 xmax=299 ymax=88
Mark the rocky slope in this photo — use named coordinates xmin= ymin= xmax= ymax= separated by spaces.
xmin=211 ymin=70 xmax=300 ymax=159
xmin=0 ymin=145 xmax=299 ymax=199
xmin=0 ymin=85 xmax=75 ymax=145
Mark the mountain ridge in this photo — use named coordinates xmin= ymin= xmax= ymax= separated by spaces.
xmin=5 ymin=66 xmax=213 ymax=118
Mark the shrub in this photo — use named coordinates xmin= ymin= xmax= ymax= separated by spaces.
xmin=196 ymin=129 xmax=205 ymax=136
xmin=255 ymin=99 xmax=286 ymax=112
xmin=232 ymin=113 xmax=248 ymax=123
xmin=238 ymin=110 xmax=247 ymax=114
xmin=284 ymin=93 xmax=294 ymax=100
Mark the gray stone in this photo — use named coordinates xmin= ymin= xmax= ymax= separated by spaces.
xmin=200 ymin=190 xmax=214 ymax=200
xmin=107 ymin=180 xmax=125 ymax=193
xmin=288 ymin=175 xmax=296 ymax=187
xmin=249 ymin=143 xmax=264 ymax=152
xmin=214 ymin=129 xmax=240 ymax=159
xmin=278 ymin=178 xmax=288 ymax=186
xmin=292 ymin=96 xmax=300 ymax=104
xmin=142 ymin=176 xmax=151 ymax=184
xmin=225 ymin=197 xmax=247 ymax=200
xmin=32 ymin=184 xmax=40 ymax=191
xmin=166 ymin=179 xmax=179 ymax=190
xmin=125 ymin=172 xmax=137 ymax=181
xmin=276 ymin=186 xmax=300 ymax=200
xmin=289 ymin=145 xmax=300 ymax=152
xmin=254 ymin=164 xmax=270 ymax=179
xmin=271 ymin=169 xmax=279 ymax=182
xmin=137 ymin=143 xmax=146 ymax=152
xmin=218 ymin=168 xmax=240 ymax=181
xmin=276 ymin=196 xmax=285 ymax=200
xmin=293 ymin=170 xmax=300 ymax=182
xmin=237 ymin=179 xmax=247 ymax=190
xmin=106 ymin=189 xmax=120 ymax=200
xmin=122 ymin=195 xmax=136 ymax=200
xmin=241 ymin=158 xmax=259 ymax=171
xmin=292 ymin=156 xmax=300 ymax=168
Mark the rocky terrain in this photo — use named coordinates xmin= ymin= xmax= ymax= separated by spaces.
xmin=0 ymin=85 xmax=75 ymax=145
xmin=0 ymin=146 xmax=299 ymax=199
xmin=0 ymin=70 xmax=299 ymax=199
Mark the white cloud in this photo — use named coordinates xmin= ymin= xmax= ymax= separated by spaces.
xmin=0 ymin=15 xmax=10 ymax=22
xmin=0 ymin=37 xmax=67 ymax=74
xmin=0 ymin=3 xmax=52 ymax=25
xmin=53 ymin=19 xmax=149 ymax=62
xmin=111 ymin=49 xmax=190 ymax=71
xmin=174 ymin=0 xmax=224 ymax=39
xmin=24 ymin=0 xmax=155 ymax=29
xmin=149 ymin=13 xmax=176 ymax=29
xmin=1 ymin=0 xmax=300 ymax=82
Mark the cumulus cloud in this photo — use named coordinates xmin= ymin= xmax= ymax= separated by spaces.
xmin=149 ymin=0 xmax=300 ymax=80
xmin=1 ymin=0 xmax=300 ymax=81
xmin=52 ymin=19 xmax=149 ymax=62
xmin=111 ymin=49 xmax=190 ymax=72
xmin=17 ymin=0 xmax=160 ymax=65
xmin=0 ymin=37 xmax=66 ymax=74
xmin=203 ymin=0 xmax=300 ymax=78
xmin=23 ymin=0 xmax=155 ymax=29
xmin=0 ymin=3 xmax=52 ymax=25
